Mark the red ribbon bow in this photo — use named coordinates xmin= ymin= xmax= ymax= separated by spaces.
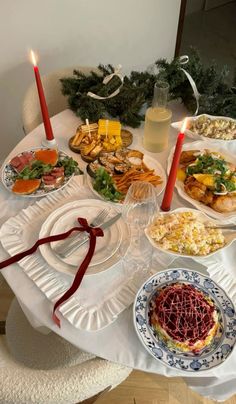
xmin=52 ymin=217 xmax=103 ymax=327
xmin=0 ymin=217 xmax=104 ymax=327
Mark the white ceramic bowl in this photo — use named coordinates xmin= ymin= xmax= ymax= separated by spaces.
xmin=145 ymin=207 xmax=236 ymax=261
xmin=172 ymin=114 xmax=236 ymax=145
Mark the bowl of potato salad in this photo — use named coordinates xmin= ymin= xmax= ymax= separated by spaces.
xmin=145 ymin=208 xmax=235 ymax=259
xmin=172 ymin=114 xmax=236 ymax=143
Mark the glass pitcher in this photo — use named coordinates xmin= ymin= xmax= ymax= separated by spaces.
xmin=143 ymin=80 xmax=172 ymax=152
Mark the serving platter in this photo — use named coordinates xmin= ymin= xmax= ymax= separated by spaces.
xmin=1 ymin=148 xmax=78 ymax=198
xmin=134 ymin=268 xmax=236 ymax=372
xmin=145 ymin=208 xmax=236 ymax=261
xmin=87 ymin=153 xmax=167 ymax=203
xmin=39 ymin=199 xmax=130 ymax=276
xmin=172 ymin=114 xmax=236 ymax=144
xmin=167 ymin=140 xmax=236 ymax=223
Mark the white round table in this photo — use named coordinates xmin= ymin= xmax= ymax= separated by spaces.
xmin=1 ymin=107 xmax=236 ymax=402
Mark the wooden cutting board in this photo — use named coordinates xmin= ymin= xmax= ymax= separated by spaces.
xmin=69 ymin=128 xmax=133 ymax=162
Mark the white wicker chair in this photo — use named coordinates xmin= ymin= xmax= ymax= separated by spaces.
xmin=0 ymin=298 xmax=131 ymax=403
xmin=22 ymin=66 xmax=99 ymax=134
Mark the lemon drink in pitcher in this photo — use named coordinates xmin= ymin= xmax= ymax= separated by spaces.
xmin=143 ymin=81 xmax=172 ymax=152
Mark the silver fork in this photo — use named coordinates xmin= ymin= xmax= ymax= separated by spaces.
xmin=53 ymin=208 xmax=109 ymax=258
xmin=206 ymin=224 xmax=236 ymax=230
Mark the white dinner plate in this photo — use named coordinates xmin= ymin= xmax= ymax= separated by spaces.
xmin=50 ymin=206 xmax=122 ymax=267
xmin=167 ymin=140 xmax=236 ymax=223
xmin=86 ymin=154 xmax=167 ymax=203
xmin=39 ymin=199 xmax=130 ymax=276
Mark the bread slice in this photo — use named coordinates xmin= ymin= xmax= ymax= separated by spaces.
xmin=12 ymin=179 xmax=41 ymax=195
xmin=81 ymin=140 xmax=97 ymax=156
xmin=90 ymin=144 xmax=103 ymax=158
xmin=71 ymin=131 xmax=87 ymax=147
xmin=42 ymin=174 xmax=64 ymax=190
xmin=34 ymin=149 xmax=58 ymax=166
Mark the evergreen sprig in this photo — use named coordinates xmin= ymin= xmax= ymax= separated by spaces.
xmin=60 ymin=48 xmax=236 ymax=127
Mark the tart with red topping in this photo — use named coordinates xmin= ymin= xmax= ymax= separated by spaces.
xmin=149 ymin=283 xmax=219 ymax=353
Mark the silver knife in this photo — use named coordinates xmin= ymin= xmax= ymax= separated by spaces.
xmin=55 ymin=212 xmax=122 ymax=258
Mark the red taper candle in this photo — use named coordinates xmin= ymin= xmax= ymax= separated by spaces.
xmin=30 ymin=50 xmax=54 ymax=141
xmin=160 ymin=119 xmax=187 ymax=211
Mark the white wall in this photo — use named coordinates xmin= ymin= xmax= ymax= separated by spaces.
xmin=0 ymin=0 xmax=180 ymax=161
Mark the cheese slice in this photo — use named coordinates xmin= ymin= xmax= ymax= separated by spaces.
xmin=98 ymin=119 xmax=121 ymax=137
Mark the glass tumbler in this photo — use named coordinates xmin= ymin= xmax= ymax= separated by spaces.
xmin=122 ymin=181 xmax=158 ymax=229
xmin=122 ymin=181 xmax=158 ymax=280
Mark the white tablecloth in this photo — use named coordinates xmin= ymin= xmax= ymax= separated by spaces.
xmin=1 ymin=106 xmax=236 ymax=402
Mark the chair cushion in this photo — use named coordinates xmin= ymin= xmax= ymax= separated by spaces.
xmin=0 ymin=334 xmax=131 ymax=404
xmin=6 ymin=298 xmax=95 ymax=370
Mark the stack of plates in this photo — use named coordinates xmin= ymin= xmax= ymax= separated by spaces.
xmin=39 ymin=199 xmax=130 ymax=276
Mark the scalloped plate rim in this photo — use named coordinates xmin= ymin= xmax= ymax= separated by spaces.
xmin=144 ymin=207 xmax=236 ymax=260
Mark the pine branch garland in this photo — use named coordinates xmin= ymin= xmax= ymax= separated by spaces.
xmin=60 ymin=48 xmax=236 ymax=127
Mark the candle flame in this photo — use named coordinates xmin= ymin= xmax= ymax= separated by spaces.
xmin=180 ymin=118 xmax=188 ymax=133
xmin=30 ymin=50 xmax=37 ymax=66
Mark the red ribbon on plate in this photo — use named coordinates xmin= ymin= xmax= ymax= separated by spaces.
xmin=0 ymin=217 xmax=104 ymax=327
xmin=52 ymin=218 xmax=103 ymax=327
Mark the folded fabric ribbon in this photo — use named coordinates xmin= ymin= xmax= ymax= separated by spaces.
xmin=148 ymin=56 xmax=201 ymax=116
xmin=87 ymin=64 xmax=124 ymax=100
xmin=0 ymin=217 xmax=104 ymax=327
xmin=179 ymin=55 xmax=201 ymax=116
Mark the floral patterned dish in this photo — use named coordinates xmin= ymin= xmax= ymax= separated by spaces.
xmin=1 ymin=149 xmax=79 ymax=198
xmin=134 ymin=268 xmax=236 ymax=372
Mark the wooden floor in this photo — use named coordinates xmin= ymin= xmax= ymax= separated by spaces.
xmin=98 ymin=371 xmax=236 ymax=404
xmin=0 ymin=277 xmax=14 ymax=319
xmin=1 ymin=278 xmax=236 ymax=404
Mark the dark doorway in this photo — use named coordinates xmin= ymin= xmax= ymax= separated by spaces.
xmin=175 ymin=0 xmax=236 ymax=80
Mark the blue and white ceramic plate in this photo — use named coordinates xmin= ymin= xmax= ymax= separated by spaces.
xmin=133 ymin=268 xmax=236 ymax=372
xmin=2 ymin=149 xmax=76 ymax=198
